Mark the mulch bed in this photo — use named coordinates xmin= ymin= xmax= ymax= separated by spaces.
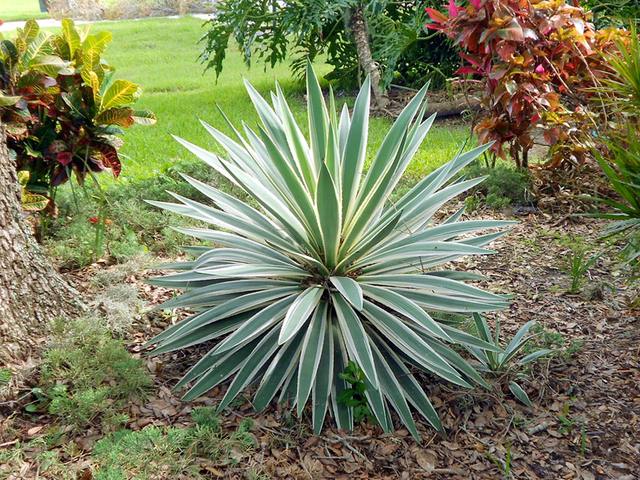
xmin=2 ymin=203 xmax=639 ymax=479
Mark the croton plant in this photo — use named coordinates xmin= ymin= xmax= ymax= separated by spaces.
xmin=0 ymin=19 xmax=155 ymax=210
xmin=426 ymin=0 xmax=627 ymax=169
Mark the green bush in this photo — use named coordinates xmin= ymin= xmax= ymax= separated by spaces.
xmin=464 ymin=163 xmax=532 ymax=210
xmin=582 ymin=0 xmax=640 ymax=26
xmin=200 ymin=0 xmax=458 ymax=91
xmin=29 ymin=317 xmax=151 ymax=430
xmin=147 ymin=65 xmax=513 ymax=439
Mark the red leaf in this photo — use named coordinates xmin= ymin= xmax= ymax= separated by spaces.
xmin=497 ymin=19 xmax=525 ymax=42
xmin=56 ymin=152 xmax=73 ymax=166
xmin=425 ymin=8 xmax=448 ymax=24
xmin=93 ymin=144 xmax=121 ymax=177
xmin=456 ymin=66 xmax=481 ymax=75
xmin=496 ymin=42 xmax=516 ymax=61
xmin=448 ymin=0 xmax=460 ymax=17
xmin=460 ymin=53 xmax=482 ymax=67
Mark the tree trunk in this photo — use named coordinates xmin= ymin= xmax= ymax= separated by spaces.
xmin=350 ymin=5 xmax=389 ymax=110
xmin=0 ymin=128 xmax=83 ymax=368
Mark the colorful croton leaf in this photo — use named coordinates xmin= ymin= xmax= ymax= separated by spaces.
xmin=0 ymin=19 xmax=156 ymax=205
xmin=17 ymin=171 xmax=49 ymax=212
xmin=426 ymin=0 xmax=627 ymax=169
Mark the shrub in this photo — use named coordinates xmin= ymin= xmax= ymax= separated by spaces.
xmin=464 ymin=162 xmax=532 ymax=209
xmin=29 ymin=317 xmax=151 ymax=430
xmin=582 ymin=0 xmax=640 ymax=27
xmin=147 ymin=64 xmax=513 ymax=439
xmin=426 ymin=0 xmax=627 ymax=169
xmin=0 ymin=19 xmax=155 ymax=210
xmin=199 ymin=0 xmax=459 ymax=92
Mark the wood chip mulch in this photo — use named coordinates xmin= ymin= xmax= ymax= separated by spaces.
xmin=2 ymin=203 xmax=639 ymax=479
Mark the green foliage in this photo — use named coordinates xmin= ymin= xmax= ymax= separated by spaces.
xmin=566 ymin=250 xmax=601 ymax=294
xmin=191 ymin=406 xmax=221 ymax=430
xmin=45 ymin=159 xmax=235 ymax=268
xmin=0 ymin=368 xmax=12 ymax=385
xmin=525 ymin=324 xmax=583 ymax=361
xmin=199 ymin=0 xmax=458 ymax=91
xmin=464 ymin=162 xmax=532 ymax=210
xmin=338 ymin=361 xmax=376 ymax=424
xmin=27 ymin=317 xmax=151 ymax=430
xmin=148 ymin=65 xmax=514 ymax=439
xmin=591 ymin=26 xmax=640 ymax=280
xmin=92 ymin=413 xmax=257 ymax=480
xmin=582 ymin=0 xmax=640 ymax=26
xmin=469 ymin=314 xmax=552 ymax=406
xmin=0 ymin=18 xmax=155 ymax=209
xmin=0 ymin=408 xmax=258 ymax=480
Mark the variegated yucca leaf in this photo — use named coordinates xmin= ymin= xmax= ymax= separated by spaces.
xmin=148 ymin=64 xmax=513 ymax=440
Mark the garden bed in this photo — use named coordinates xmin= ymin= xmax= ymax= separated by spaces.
xmin=1 ymin=205 xmax=637 ymax=479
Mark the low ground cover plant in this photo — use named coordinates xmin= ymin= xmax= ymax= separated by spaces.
xmin=26 ymin=317 xmax=151 ymax=431
xmin=148 ymin=64 xmax=514 ymax=439
xmin=0 ymin=407 xmax=259 ymax=479
xmin=92 ymin=410 xmax=256 ymax=479
xmin=463 ymin=162 xmax=532 ymax=211
xmin=469 ymin=315 xmax=552 ymax=406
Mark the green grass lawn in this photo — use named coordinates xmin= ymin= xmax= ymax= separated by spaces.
xmin=0 ymin=0 xmax=48 ymax=21
xmin=8 ymin=15 xmax=470 ymax=266
xmin=89 ymin=16 xmax=468 ymax=183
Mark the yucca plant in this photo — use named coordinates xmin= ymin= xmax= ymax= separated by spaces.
xmin=147 ymin=64 xmax=513 ymax=439
xmin=468 ymin=315 xmax=552 ymax=407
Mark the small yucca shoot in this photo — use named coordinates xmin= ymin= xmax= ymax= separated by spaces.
xmin=147 ymin=64 xmax=513 ymax=440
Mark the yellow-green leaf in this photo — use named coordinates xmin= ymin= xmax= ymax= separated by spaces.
xmin=87 ymin=70 xmax=101 ymax=104
xmin=61 ymin=18 xmax=81 ymax=59
xmin=17 ymin=170 xmax=30 ymax=186
xmin=22 ymin=192 xmax=49 ymax=212
xmin=81 ymin=31 xmax=112 ymax=78
xmin=21 ymin=31 xmax=51 ymax=66
xmin=0 ymin=93 xmax=21 ymax=107
xmin=100 ymin=79 xmax=139 ymax=111
xmin=29 ymin=55 xmax=69 ymax=77
xmin=21 ymin=19 xmax=40 ymax=45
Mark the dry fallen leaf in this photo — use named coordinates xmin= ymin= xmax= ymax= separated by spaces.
xmin=413 ymin=448 xmax=437 ymax=473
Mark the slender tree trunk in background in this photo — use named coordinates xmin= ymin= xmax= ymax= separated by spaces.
xmin=350 ymin=5 xmax=389 ymax=110
xmin=0 ymin=128 xmax=83 ymax=368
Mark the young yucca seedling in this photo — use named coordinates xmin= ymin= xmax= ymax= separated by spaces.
xmin=567 ymin=250 xmax=601 ymax=294
xmin=468 ymin=314 xmax=552 ymax=407
xmin=147 ymin=63 xmax=514 ymax=440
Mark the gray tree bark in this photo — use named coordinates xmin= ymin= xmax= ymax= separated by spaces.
xmin=0 ymin=128 xmax=83 ymax=368
xmin=350 ymin=5 xmax=389 ymax=110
